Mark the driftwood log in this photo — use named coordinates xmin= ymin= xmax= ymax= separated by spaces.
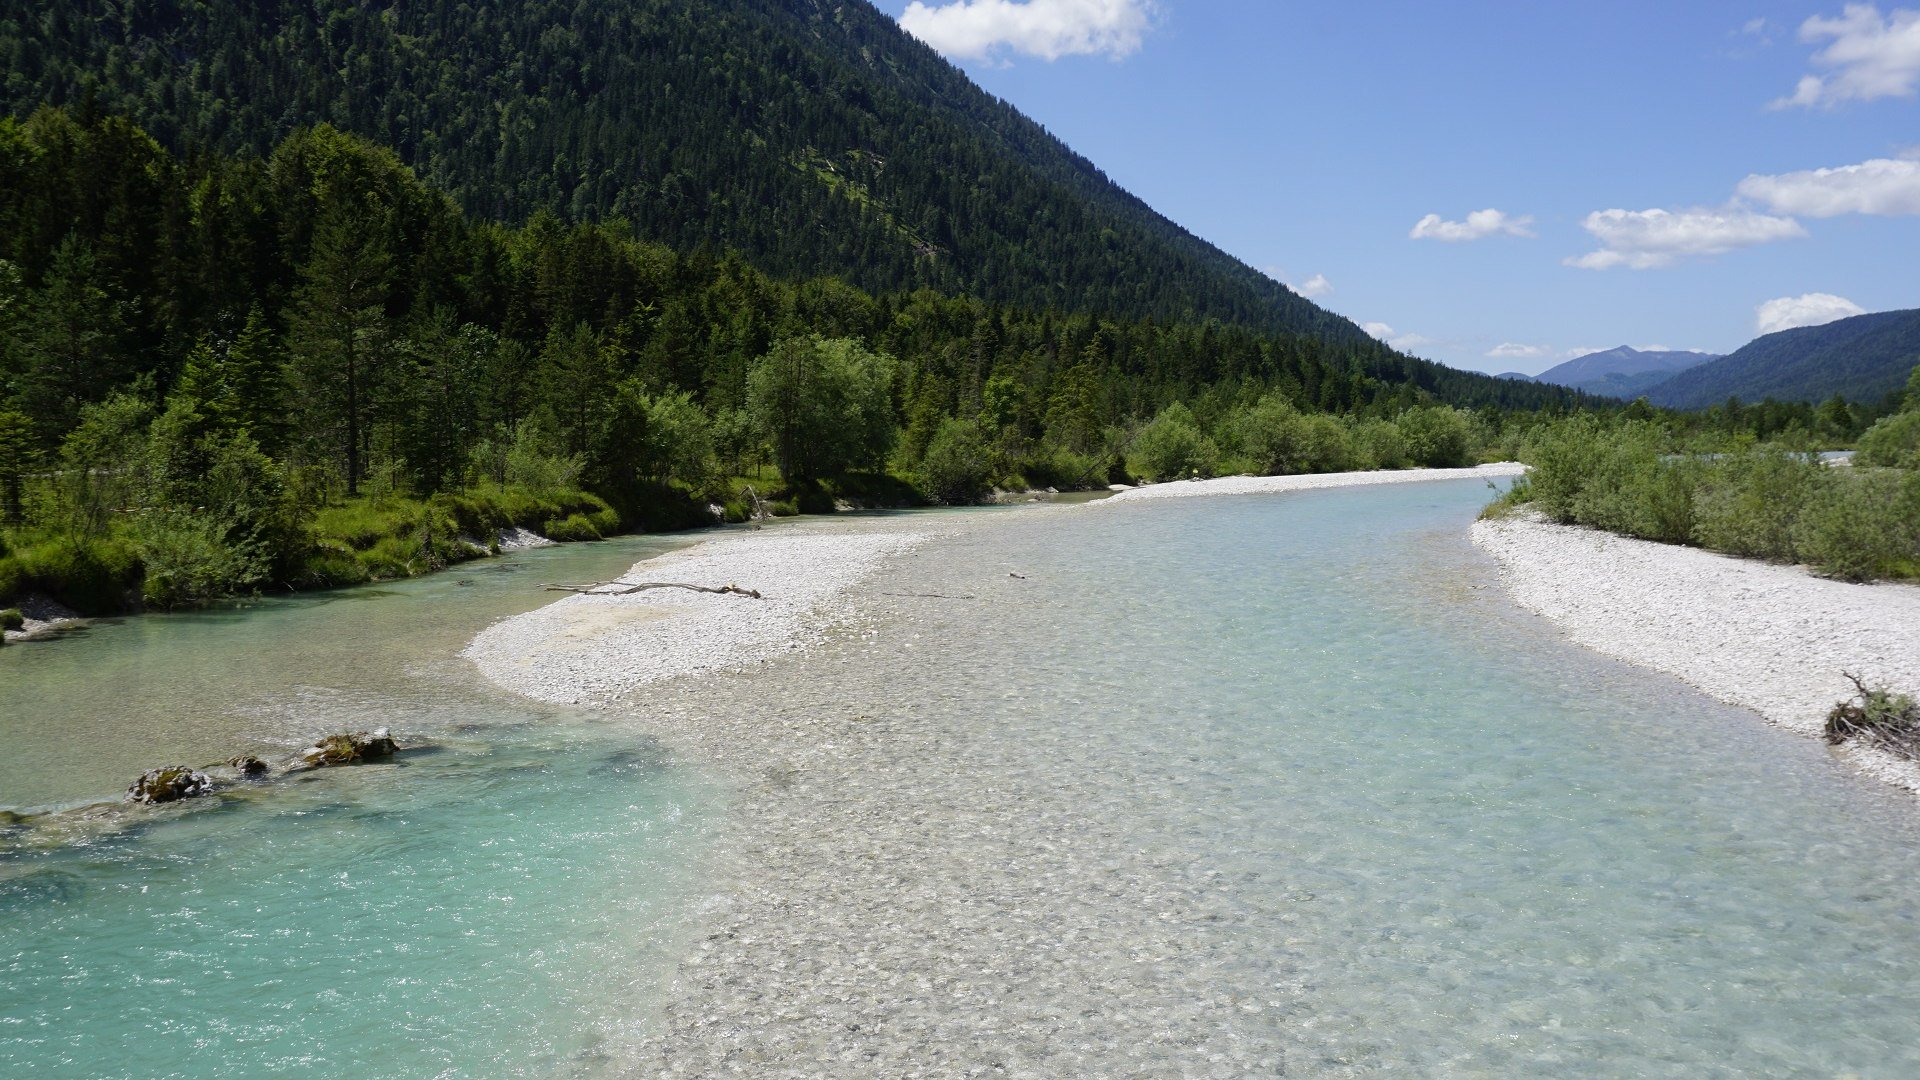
xmin=539 ymin=580 xmax=765 ymax=599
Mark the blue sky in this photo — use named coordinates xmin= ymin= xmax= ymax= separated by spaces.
xmin=876 ymin=1 xmax=1920 ymax=374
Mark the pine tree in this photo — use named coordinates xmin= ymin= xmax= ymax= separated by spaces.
xmin=18 ymin=235 xmax=131 ymax=441
xmin=288 ymin=211 xmax=392 ymax=495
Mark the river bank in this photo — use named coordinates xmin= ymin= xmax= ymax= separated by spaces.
xmin=1473 ymin=512 xmax=1920 ymax=794
xmin=1103 ymin=462 xmax=1526 ymax=503
xmin=463 ymin=522 xmax=943 ymax=706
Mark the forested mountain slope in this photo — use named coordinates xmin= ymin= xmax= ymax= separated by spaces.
xmin=0 ymin=0 xmax=1563 ymax=408
xmin=1645 ymin=311 xmax=1920 ymax=409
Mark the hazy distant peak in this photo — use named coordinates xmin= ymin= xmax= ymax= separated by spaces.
xmin=1536 ymin=345 xmax=1720 ymax=387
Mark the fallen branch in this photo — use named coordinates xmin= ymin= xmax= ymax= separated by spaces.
xmin=539 ymin=580 xmax=765 ymax=599
xmin=1825 ymin=671 xmax=1920 ymax=762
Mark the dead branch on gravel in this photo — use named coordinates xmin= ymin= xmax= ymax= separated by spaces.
xmin=539 ymin=581 xmax=765 ymax=599
xmin=1825 ymin=671 xmax=1920 ymax=762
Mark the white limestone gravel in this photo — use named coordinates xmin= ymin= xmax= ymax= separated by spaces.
xmin=1473 ymin=511 xmax=1920 ymax=793
xmin=463 ymin=524 xmax=934 ymax=705
xmin=1098 ymin=462 xmax=1525 ymax=503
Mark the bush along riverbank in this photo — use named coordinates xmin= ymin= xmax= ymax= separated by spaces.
xmin=1486 ymin=370 xmax=1920 ymax=582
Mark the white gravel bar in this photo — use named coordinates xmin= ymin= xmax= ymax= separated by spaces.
xmin=1474 ymin=513 xmax=1920 ymax=793
xmin=464 ymin=524 xmax=932 ymax=705
xmin=1100 ymin=462 xmax=1525 ymax=503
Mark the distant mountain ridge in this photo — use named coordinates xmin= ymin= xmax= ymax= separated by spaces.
xmin=1644 ymin=310 xmax=1920 ymax=409
xmin=1531 ymin=346 xmax=1720 ymax=399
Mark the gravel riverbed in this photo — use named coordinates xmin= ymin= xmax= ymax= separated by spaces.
xmin=461 ymin=473 xmax=1920 ymax=1074
xmin=1473 ymin=512 xmax=1920 ymax=794
xmin=1100 ymin=463 xmax=1526 ymax=504
xmin=463 ymin=524 xmax=935 ymax=705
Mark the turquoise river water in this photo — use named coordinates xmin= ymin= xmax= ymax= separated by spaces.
xmin=6 ymin=480 xmax=1920 ymax=1076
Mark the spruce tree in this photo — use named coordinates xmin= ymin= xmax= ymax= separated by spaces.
xmin=288 ymin=211 xmax=392 ymax=495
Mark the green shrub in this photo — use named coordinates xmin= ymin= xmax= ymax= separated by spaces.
xmin=0 ymin=557 xmax=20 ymax=604
xmin=357 ymin=535 xmax=431 ymax=578
xmin=294 ymin=548 xmax=370 ymax=589
xmin=1795 ymin=469 xmax=1920 ymax=580
xmin=1130 ymin=402 xmax=1218 ymax=481
xmin=135 ymin=511 xmax=271 ymax=609
xmin=0 ymin=608 xmax=23 ymax=631
xmin=1856 ymin=411 xmax=1920 ymax=470
xmin=13 ymin=537 xmax=143 ymax=614
xmin=1350 ymin=418 xmax=1410 ymax=471
xmin=1018 ymin=446 xmax=1106 ymax=490
xmin=1691 ymin=449 xmax=1824 ymax=561
xmin=1397 ymin=406 xmax=1474 ymax=468
xmin=542 ymin=513 xmax=605 ymax=542
xmin=918 ymin=418 xmax=996 ymax=504
xmin=1233 ymin=396 xmax=1310 ymax=474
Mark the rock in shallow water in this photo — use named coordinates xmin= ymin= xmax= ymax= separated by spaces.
xmin=126 ymin=766 xmax=214 ymax=804
xmin=287 ymin=728 xmax=400 ymax=771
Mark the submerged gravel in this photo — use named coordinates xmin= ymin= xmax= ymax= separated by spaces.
xmin=1474 ymin=512 xmax=1920 ymax=793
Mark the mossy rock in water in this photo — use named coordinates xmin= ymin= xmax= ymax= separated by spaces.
xmin=126 ymin=766 xmax=214 ymax=804
xmin=291 ymin=728 xmax=400 ymax=770
xmin=0 ymin=809 xmax=28 ymax=828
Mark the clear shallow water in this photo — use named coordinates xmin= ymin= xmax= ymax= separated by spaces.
xmin=0 ymin=533 xmax=694 ymax=809
xmin=1 ymin=536 xmax=714 ymax=1077
xmin=880 ymin=483 xmax=1920 ymax=1075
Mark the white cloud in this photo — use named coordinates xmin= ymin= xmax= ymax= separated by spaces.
xmin=1361 ymin=321 xmax=1432 ymax=352
xmin=1755 ymin=292 xmax=1868 ymax=334
xmin=1486 ymin=342 xmax=1554 ymax=360
xmin=1737 ymin=157 xmax=1920 ymax=215
xmin=1293 ymin=273 xmax=1334 ymax=299
xmin=1772 ymin=4 xmax=1920 ymax=108
xmin=1409 ymin=208 xmax=1536 ymax=242
xmin=1565 ymin=207 xmax=1807 ymax=270
xmin=898 ymin=0 xmax=1155 ymax=61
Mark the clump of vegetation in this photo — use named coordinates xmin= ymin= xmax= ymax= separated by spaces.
xmin=0 ymin=607 xmax=22 ymax=631
xmin=1825 ymin=674 xmax=1920 ymax=762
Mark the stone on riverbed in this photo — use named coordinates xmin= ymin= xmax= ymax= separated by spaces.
xmin=126 ymin=766 xmax=214 ymax=804
xmin=227 ymin=755 xmax=270 ymax=779
xmin=287 ymin=728 xmax=400 ymax=771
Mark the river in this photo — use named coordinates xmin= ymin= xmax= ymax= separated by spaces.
xmin=6 ymin=479 xmax=1920 ymax=1076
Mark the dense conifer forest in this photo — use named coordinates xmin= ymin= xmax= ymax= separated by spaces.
xmin=0 ymin=0 xmax=1578 ymax=405
xmin=0 ymin=105 xmax=1586 ymax=615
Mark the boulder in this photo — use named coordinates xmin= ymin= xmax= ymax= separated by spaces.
xmin=226 ymin=755 xmax=270 ymax=779
xmin=126 ymin=766 xmax=214 ymax=804
xmin=288 ymin=728 xmax=400 ymax=771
